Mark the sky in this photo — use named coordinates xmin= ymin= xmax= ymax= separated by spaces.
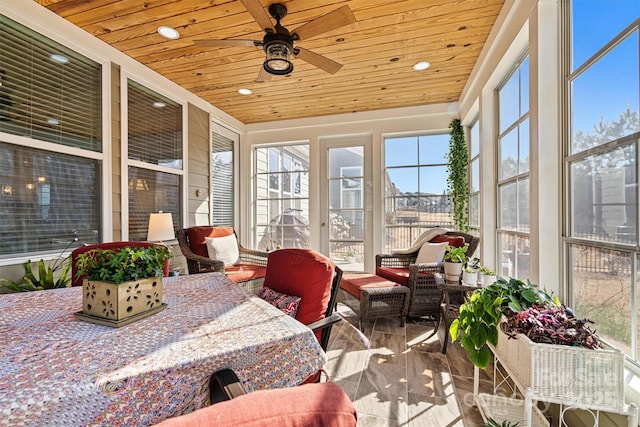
xmin=385 ymin=1 xmax=640 ymax=195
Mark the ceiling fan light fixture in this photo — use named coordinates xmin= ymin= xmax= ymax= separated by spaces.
xmin=263 ymin=40 xmax=294 ymax=75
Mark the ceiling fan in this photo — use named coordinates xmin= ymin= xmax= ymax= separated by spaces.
xmin=194 ymin=0 xmax=356 ymax=82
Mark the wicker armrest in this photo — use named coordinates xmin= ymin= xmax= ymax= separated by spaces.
xmin=238 ymin=246 xmax=269 ymax=266
xmin=187 ymin=252 xmax=226 ymax=273
xmin=408 ymin=262 xmax=444 ymax=287
xmin=375 ymin=253 xmax=418 ymax=268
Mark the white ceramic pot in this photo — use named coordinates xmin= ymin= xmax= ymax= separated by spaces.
xmin=462 ymin=270 xmax=478 ymax=285
xmin=444 ymin=261 xmax=463 ymax=282
xmin=478 ymin=273 xmax=497 ymax=287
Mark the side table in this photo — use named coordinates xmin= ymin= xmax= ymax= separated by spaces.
xmin=429 ymin=281 xmax=483 ymax=354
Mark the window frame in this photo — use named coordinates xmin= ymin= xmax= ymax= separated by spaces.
xmin=496 ymin=53 xmax=531 ymax=281
xmin=120 ymin=72 xmax=187 ymax=241
xmin=0 ymin=13 xmax=110 ymax=265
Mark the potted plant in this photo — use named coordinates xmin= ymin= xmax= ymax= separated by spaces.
xmin=74 ymin=245 xmax=171 ymax=325
xmin=482 ymin=419 xmax=520 ymax=427
xmin=445 ymin=118 xmax=469 ymax=232
xmin=449 ymin=277 xmax=557 ymax=368
xmin=477 ymin=266 xmax=497 ymax=286
xmin=443 ymin=245 xmax=467 ymax=282
xmin=345 ymin=247 xmax=357 ymax=263
xmin=461 ymin=265 xmax=478 ymax=285
xmin=0 ymin=258 xmax=71 ymax=292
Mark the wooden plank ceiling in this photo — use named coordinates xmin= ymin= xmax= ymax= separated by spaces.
xmin=32 ymin=0 xmax=505 ymax=124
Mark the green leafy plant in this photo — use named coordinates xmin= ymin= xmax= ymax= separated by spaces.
xmin=479 ymin=266 xmax=496 ymax=275
xmin=482 ymin=419 xmax=521 ymax=427
xmin=444 ymin=245 xmax=467 ymax=264
xmin=445 ymin=118 xmax=469 ymax=232
xmin=0 ymin=259 xmax=71 ymax=292
xmin=449 ymin=277 xmax=558 ymax=368
xmin=75 ymin=245 xmax=172 ymax=284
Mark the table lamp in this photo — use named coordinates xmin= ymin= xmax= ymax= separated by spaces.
xmin=147 ymin=211 xmax=175 ymax=243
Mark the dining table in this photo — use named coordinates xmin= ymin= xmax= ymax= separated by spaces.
xmin=0 ymin=272 xmax=327 ymax=426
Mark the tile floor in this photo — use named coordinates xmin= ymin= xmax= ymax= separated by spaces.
xmin=324 ymin=304 xmax=495 ymax=427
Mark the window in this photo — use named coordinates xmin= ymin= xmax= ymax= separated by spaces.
xmin=497 ymin=56 xmax=530 ymax=280
xmin=0 ymin=15 xmax=102 ymax=258
xmin=340 ymin=166 xmax=363 ymax=209
xmin=384 ymin=134 xmax=451 ymax=252
xmin=566 ymin=0 xmax=640 ymax=360
xmin=0 ymin=16 xmax=102 ymax=151
xmin=254 ymin=144 xmax=309 ymax=251
xmin=126 ymin=80 xmax=182 ymax=240
xmin=211 ymin=131 xmax=235 ymax=227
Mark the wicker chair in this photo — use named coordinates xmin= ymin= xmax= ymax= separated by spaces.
xmin=375 ymin=231 xmax=480 ymax=318
xmin=176 ymin=226 xmax=268 ymax=284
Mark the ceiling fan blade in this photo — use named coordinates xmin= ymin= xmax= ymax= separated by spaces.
xmin=194 ymin=39 xmax=258 ymax=47
xmin=293 ymin=5 xmax=356 ymax=41
xmin=239 ymin=0 xmax=275 ymax=32
xmin=296 ymin=47 xmax=343 ymax=74
xmin=256 ymin=66 xmax=273 ymax=82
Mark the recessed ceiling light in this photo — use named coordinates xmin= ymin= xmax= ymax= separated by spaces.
xmin=238 ymin=88 xmax=252 ymax=95
xmin=153 ymin=101 xmax=167 ymax=108
xmin=49 ymin=53 xmax=69 ymax=64
xmin=413 ymin=61 xmax=431 ymax=71
xmin=47 ymin=118 xmax=60 ymax=125
xmin=158 ymin=26 xmax=180 ymax=40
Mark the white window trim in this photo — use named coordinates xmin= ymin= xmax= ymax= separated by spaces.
xmin=120 ymin=71 xmax=187 ymax=241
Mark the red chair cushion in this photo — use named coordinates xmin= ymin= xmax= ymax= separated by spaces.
xmin=153 ymin=381 xmax=357 ymax=427
xmin=224 ymin=264 xmax=267 ymax=283
xmin=340 ymin=273 xmax=399 ymax=299
xmin=263 ymin=249 xmax=334 ymax=327
xmin=375 ymin=267 xmax=409 ymax=286
xmin=429 ymin=234 xmax=465 ymax=247
xmin=187 ymin=226 xmax=235 ymax=257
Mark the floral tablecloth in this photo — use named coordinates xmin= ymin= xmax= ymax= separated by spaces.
xmin=0 ymin=272 xmax=326 ymax=426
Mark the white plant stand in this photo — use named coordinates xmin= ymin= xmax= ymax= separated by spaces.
xmin=473 ymin=328 xmax=639 ymax=427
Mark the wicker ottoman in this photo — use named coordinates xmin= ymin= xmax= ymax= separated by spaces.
xmin=340 ymin=273 xmax=410 ymax=330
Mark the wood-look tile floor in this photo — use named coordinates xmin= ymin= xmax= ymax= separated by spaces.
xmin=325 ymin=304 xmax=494 ymax=427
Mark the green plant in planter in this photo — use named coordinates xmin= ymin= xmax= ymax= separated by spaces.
xmin=449 ymin=277 xmax=558 ymax=368
xmin=479 ymin=266 xmax=496 ymax=275
xmin=445 ymin=118 xmax=469 ymax=232
xmin=482 ymin=419 xmax=521 ymax=427
xmin=444 ymin=245 xmax=468 ymax=264
xmin=0 ymin=259 xmax=71 ymax=292
xmin=75 ymin=245 xmax=172 ymax=284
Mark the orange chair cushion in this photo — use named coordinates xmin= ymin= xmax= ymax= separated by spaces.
xmin=153 ymin=381 xmax=357 ymax=427
xmin=263 ymin=249 xmax=334 ymax=327
xmin=187 ymin=226 xmax=235 ymax=257
xmin=340 ymin=273 xmax=399 ymax=299
xmin=224 ymin=264 xmax=267 ymax=283
xmin=375 ymin=267 xmax=409 ymax=286
xmin=429 ymin=234 xmax=465 ymax=247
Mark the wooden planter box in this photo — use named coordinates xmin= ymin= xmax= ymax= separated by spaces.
xmin=491 ymin=325 xmax=625 ymax=409
xmin=76 ymin=276 xmax=166 ymax=326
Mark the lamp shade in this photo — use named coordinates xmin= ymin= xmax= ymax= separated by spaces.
xmin=147 ymin=212 xmax=175 ymax=242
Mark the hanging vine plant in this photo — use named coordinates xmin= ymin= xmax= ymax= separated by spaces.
xmin=446 ymin=118 xmax=469 ymax=232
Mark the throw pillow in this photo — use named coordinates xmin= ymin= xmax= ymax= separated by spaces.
xmin=415 ymin=242 xmax=447 ymax=264
xmin=257 ymin=287 xmax=302 ymax=317
xmin=204 ymin=234 xmax=240 ymax=266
